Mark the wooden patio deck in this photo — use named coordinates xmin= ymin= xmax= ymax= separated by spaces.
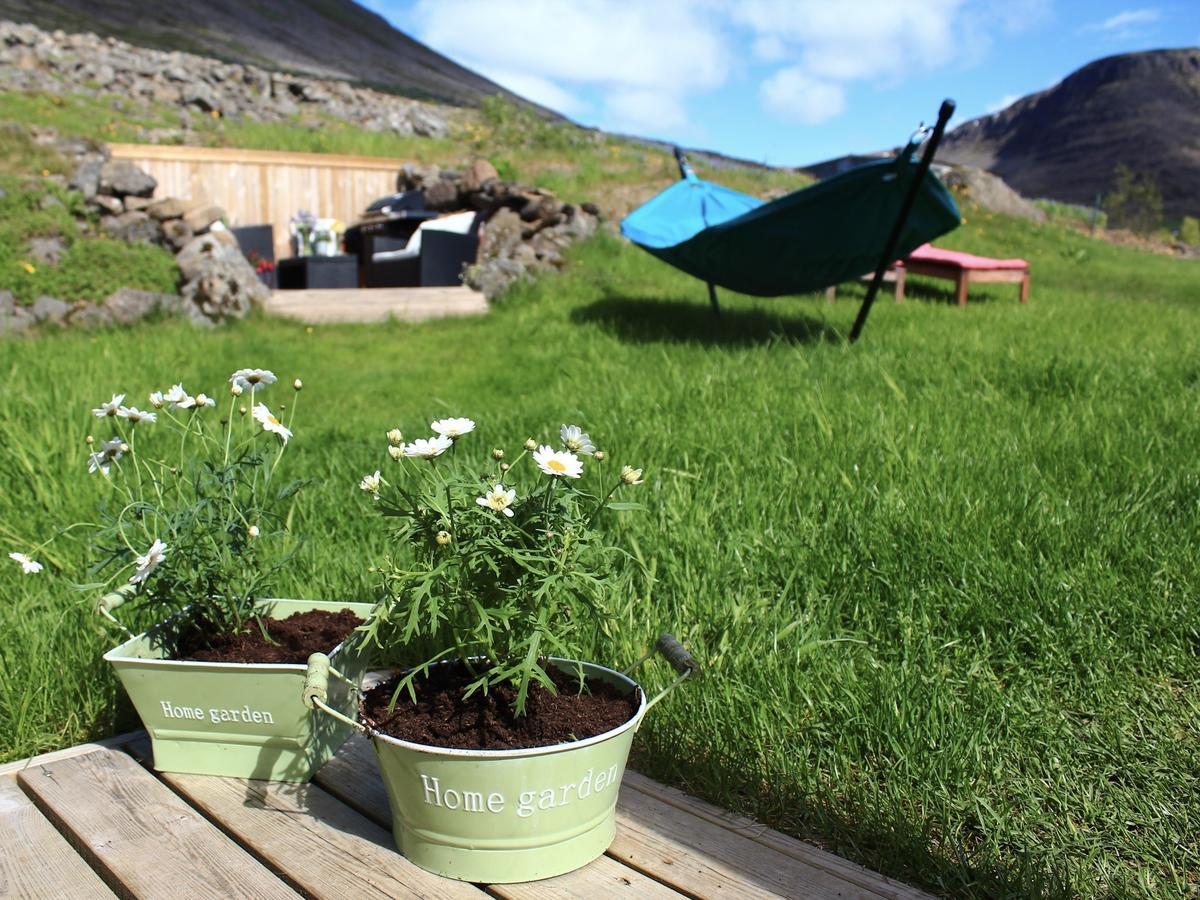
xmin=0 ymin=731 xmax=932 ymax=899
xmin=265 ymin=286 xmax=489 ymax=325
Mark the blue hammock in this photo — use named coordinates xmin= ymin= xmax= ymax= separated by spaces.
xmin=620 ymin=103 xmax=962 ymax=334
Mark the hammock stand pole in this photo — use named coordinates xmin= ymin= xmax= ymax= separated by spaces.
xmin=674 ymin=146 xmax=721 ymax=317
xmin=849 ymin=99 xmax=956 ymax=343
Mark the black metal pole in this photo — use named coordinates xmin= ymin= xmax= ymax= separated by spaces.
xmin=673 ymin=146 xmax=693 ymax=179
xmin=707 ymin=283 xmax=721 ymax=316
xmin=849 ymin=99 xmax=956 ymax=343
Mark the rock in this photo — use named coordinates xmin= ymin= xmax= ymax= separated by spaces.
xmin=408 ymin=105 xmax=448 ymax=138
xmin=102 ymin=288 xmax=177 ymax=324
xmin=31 ymin=294 xmax=69 ymax=324
xmin=175 ymin=232 xmax=242 ymax=281
xmin=423 ymin=178 xmax=460 ymax=211
xmin=28 ymin=236 xmax=65 ymax=265
xmin=182 ymin=204 xmax=226 ymax=233
xmin=0 ymin=304 xmax=35 ymax=335
xmin=70 ymin=159 xmax=102 ymax=199
xmin=180 ymin=256 xmax=268 ymax=324
xmin=65 ymin=303 xmax=114 ymax=329
xmin=465 ymin=257 xmax=526 ymax=300
xmin=101 ymin=210 xmax=161 ymax=243
xmin=581 ymin=202 xmax=601 ymax=217
xmin=181 ymin=80 xmax=219 ymax=113
xmin=99 ymin=159 xmax=156 ymax=198
xmin=396 ymin=163 xmax=441 ymax=192
xmin=123 ymin=195 xmax=154 ymax=211
xmin=461 ymin=159 xmax=500 ymax=193
xmin=161 ymin=218 xmax=194 ymax=250
xmin=0 ymin=292 xmax=13 ymax=316
xmin=39 ymin=193 xmax=63 ymax=211
xmin=90 ymin=194 xmax=124 ymax=215
xmin=941 ymin=166 xmax=1046 ymax=223
xmin=147 ymin=197 xmax=191 ymax=220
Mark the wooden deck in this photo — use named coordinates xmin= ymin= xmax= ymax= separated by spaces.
xmin=265 ymin=286 xmax=489 ymax=325
xmin=0 ymin=731 xmax=933 ymax=899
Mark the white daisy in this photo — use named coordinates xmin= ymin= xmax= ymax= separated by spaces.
xmin=148 ymin=391 xmax=165 ymax=409
xmin=475 ymin=483 xmax=516 ymax=517
xmin=87 ymin=438 xmax=125 ymax=475
xmin=230 ymin=368 xmax=277 ymax=391
xmin=403 ymin=435 xmax=453 ymax=459
xmin=129 ymin=538 xmax=167 ymax=584
xmin=9 ymin=552 xmax=43 ymax=574
xmin=430 ymin=417 xmax=475 ymax=439
xmin=560 ymin=424 xmax=596 ymax=456
xmin=164 ymin=383 xmax=187 ymax=403
xmin=359 ymin=470 xmax=382 ymax=500
xmin=533 ymin=445 xmax=583 ymax=479
xmin=118 ymin=406 xmax=157 ymax=425
xmin=247 ymin=525 xmax=260 ymax=538
xmin=92 ymin=394 xmax=125 ymax=418
xmin=620 ymin=465 xmax=645 ymax=485
xmin=387 ymin=445 xmax=403 ymax=461
xmin=252 ymin=403 xmax=292 ymax=444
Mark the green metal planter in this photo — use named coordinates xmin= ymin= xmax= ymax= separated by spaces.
xmin=102 ymin=596 xmax=375 ymax=782
xmin=305 ymin=637 xmax=699 ymax=882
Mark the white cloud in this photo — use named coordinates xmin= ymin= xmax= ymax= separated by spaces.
xmin=759 ymin=68 xmax=845 ymax=124
xmin=1085 ymin=8 xmax=1161 ymax=32
xmin=987 ymin=93 xmax=1020 ymax=113
xmin=408 ymin=0 xmax=729 ymax=134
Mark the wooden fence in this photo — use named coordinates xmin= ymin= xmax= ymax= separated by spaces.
xmin=108 ymin=144 xmax=405 ymax=262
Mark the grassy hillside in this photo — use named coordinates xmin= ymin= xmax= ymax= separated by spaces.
xmin=2 ymin=176 xmax=1198 ymax=899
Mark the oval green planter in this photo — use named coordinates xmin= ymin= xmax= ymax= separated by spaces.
xmin=105 ymin=598 xmax=375 ymax=782
xmin=368 ymin=659 xmax=646 ymax=883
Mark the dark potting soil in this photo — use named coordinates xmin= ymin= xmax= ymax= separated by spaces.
xmin=173 ymin=609 xmax=363 ymax=664
xmin=362 ymin=662 xmax=641 ymax=751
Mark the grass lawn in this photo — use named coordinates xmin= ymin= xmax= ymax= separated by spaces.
xmin=1 ymin=206 xmax=1197 ymax=897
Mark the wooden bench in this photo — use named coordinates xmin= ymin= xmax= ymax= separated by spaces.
xmin=824 ymin=245 xmax=1030 ymax=307
xmin=1 ymin=730 xmax=933 ymax=899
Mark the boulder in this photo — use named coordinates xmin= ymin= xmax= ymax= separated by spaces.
xmin=461 ymin=159 xmax=500 ymax=193
xmin=102 ymin=288 xmax=178 ymax=324
xmin=90 ymin=194 xmax=124 ymax=215
xmin=408 ymin=105 xmax=448 ymax=138
xmin=941 ymin=166 xmax=1046 ymax=223
xmin=123 ymin=195 xmax=154 ymax=211
xmin=98 ymin=159 xmax=156 ymax=199
xmin=147 ymin=197 xmax=191 ymax=220
xmin=161 ymin=218 xmax=195 ymax=251
xmin=69 ymin=158 xmax=102 ymax=199
xmin=396 ymin=163 xmax=441 ymax=192
xmin=180 ymin=256 xmax=268 ymax=325
xmin=101 ymin=211 xmax=161 ymax=243
xmin=65 ymin=302 xmax=114 ymax=329
xmin=182 ymin=204 xmax=226 ymax=233
xmin=182 ymin=81 xmax=219 ymax=113
xmin=30 ymin=294 xmax=69 ymax=324
xmin=423 ymin=178 xmax=461 ymax=211
xmin=28 ymin=235 xmax=65 ymax=266
xmin=176 ymin=233 xmax=243 ymax=281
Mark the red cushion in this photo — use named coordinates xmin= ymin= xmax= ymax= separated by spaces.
xmin=903 ymin=243 xmax=1028 ymax=271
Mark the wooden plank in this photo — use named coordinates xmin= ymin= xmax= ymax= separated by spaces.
xmin=315 ymin=737 xmax=678 ymax=897
xmin=144 ymin=761 xmax=483 ymax=898
xmin=0 ymin=774 xmax=116 ymax=899
xmin=0 ymin=731 xmax=143 ymax=777
xmin=265 ymin=287 xmax=489 ymax=324
xmin=109 ymin=143 xmax=407 ymax=171
xmin=622 ymin=772 xmax=932 ymax=900
xmin=16 ymin=749 xmax=298 ymax=900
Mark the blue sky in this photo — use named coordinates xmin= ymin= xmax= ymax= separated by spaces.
xmin=361 ymin=1 xmax=1199 ymax=166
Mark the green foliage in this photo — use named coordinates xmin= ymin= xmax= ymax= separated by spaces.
xmin=0 ymin=174 xmax=179 ymax=304
xmin=359 ymin=426 xmax=640 ymax=715
xmin=1033 ymin=197 xmax=1107 ymax=231
xmin=476 ymin=95 xmax=595 ymax=154
xmin=81 ymin=376 xmax=307 ymax=639
xmin=0 ymin=124 xmax=71 ymax=178
xmin=1179 ymin=215 xmax=1200 ymax=246
xmin=1103 ymin=163 xmax=1163 ymax=233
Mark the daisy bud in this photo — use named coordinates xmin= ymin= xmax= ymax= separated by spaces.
xmin=230 ymin=383 xmax=244 ymax=396
xmin=594 ymin=450 xmax=606 ymax=461
xmin=279 ymin=403 xmax=287 ymax=411
xmin=500 ymin=462 xmax=510 ymax=472
xmin=388 ymin=445 xmax=403 ymax=461
xmin=119 ymin=442 xmax=130 ymax=453
xmin=248 ymin=525 xmax=260 ymax=538
xmin=86 ymin=435 xmax=94 ymax=445
xmin=620 ymin=465 xmax=644 ymax=486
xmin=435 ymin=530 xmax=452 ymax=546
xmin=524 ymin=438 xmax=536 ymax=451
xmin=293 ymin=379 xmax=303 ymax=391
xmin=492 ymin=448 xmax=504 ymax=460
xmin=387 ymin=428 xmax=403 ymax=446
xmin=239 ymin=406 xmax=248 ymax=416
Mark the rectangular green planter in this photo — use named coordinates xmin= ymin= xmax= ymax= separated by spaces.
xmin=105 ymin=598 xmax=375 ymax=782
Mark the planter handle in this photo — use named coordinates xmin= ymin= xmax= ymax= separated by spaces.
xmin=303 ymin=652 xmax=367 ymax=733
xmin=627 ymin=633 xmax=702 ymax=712
xmin=96 ymin=584 xmax=137 ymax=639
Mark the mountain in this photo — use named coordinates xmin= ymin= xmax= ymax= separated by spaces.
xmin=0 ymin=0 xmax=559 ymax=116
xmin=938 ymin=48 xmax=1200 ymax=219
